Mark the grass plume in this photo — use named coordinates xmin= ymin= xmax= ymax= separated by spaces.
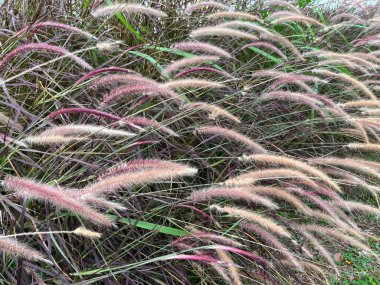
xmin=189 ymin=187 xmax=278 ymax=209
xmin=240 ymin=154 xmax=341 ymax=192
xmin=0 ymin=236 xmax=47 ymax=263
xmin=190 ymin=26 xmax=258 ymax=41
xmin=92 ymin=4 xmax=167 ymax=18
xmin=196 ymin=125 xmax=267 ymax=153
xmin=3 ymin=176 xmax=114 ymax=227
xmin=82 ymin=162 xmax=197 ymax=195
xmin=0 ymin=43 xmax=92 ymax=70
xmin=172 ymin=41 xmax=232 ymax=58
xmin=183 ymin=102 xmax=241 ymax=123
xmin=211 ymin=205 xmax=291 ymax=238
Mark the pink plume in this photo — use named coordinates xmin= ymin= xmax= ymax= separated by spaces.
xmin=0 ymin=43 xmax=92 ymax=70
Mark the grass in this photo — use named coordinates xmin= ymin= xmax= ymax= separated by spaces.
xmin=0 ymin=0 xmax=380 ymax=284
xmin=331 ymin=238 xmax=380 ymax=285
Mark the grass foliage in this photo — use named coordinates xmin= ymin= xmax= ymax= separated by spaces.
xmin=0 ymin=0 xmax=379 ymax=284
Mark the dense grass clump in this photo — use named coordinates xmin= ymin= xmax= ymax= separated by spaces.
xmin=0 ymin=0 xmax=379 ymax=284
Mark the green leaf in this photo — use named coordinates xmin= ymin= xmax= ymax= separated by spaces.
xmin=298 ymin=0 xmax=312 ymax=8
xmin=113 ymin=215 xmax=188 ymax=237
xmin=128 ymin=50 xmax=164 ymax=72
xmin=145 ymin=46 xmax=195 ymax=58
xmin=83 ymin=0 xmax=91 ymax=11
xmin=314 ymin=8 xmax=327 ymax=25
xmin=248 ymin=47 xmax=283 ymax=64
xmin=105 ymin=0 xmax=147 ymax=43
xmin=334 ymin=66 xmax=352 ymax=76
xmin=261 ymin=10 xmax=269 ymax=19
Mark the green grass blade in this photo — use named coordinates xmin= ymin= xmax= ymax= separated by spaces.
xmin=248 ymin=47 xmax=283 ymax=64
xmin=112 ymin=215 xmax=188 ymax=237
xmin=105 ymin=0 xmax=147 ymax=43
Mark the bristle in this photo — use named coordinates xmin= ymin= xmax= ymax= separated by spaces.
xmin=0 ymin=43 xmax=92 ymax=70
xmin=302 ymin=225 xmax=375 ymax=256
xmin=183 ymin=102 xmax=241 ymax=123
xmin=207 ymin=11 xmax=261 ymax=22
xmin=218 ymin=21 xmax=271 ymax=35
xmin=89 ymin=74 xmax=157 ymax=89
xmin=14 ymin=21 xmax=96 ymax=39
xmin=72 ymin=227 xmax=102 ymax=238
xmin=196 ymin=125 xmax=267 ymax=153
xmin=189 ymin=187 xmax=278 ymax=209
xmin=225 ymin=168 xmax=319 ymax=189
xmin=211 ymin=205 xmax=291 ymax=238
xmin=242 ymin=41 xmax=287 ymax=59
xmin=347 ymin=143 xmax=380 ymax=152
xmin=23 ymin=124 xmax=136 ymax=145
xmin=312 ymin=69 xmax=376 ymax=100
xmin=0 ymin=111 xmax=23 ymax=132
xmin=172 ymin=41 xmax=232 ymax=58
xmin=82 ymin=162 xmax=197 ymax=195
xmin=261 ymin=33 xmax=305 ymax=61
xmin=3 ymin=176 xmax=114 ymax=227
xmin=190 ymin=26 xmax=258 ymax=40
xmin=260 ymin=91 xmax=327 ymax=117
xmin=271 ymin=16 xmax=325 ymax=28
xmin=290 ymin=223 xmax=340 ymax=275
xmin=344 ymin=200 xmax=380 ymax=216
xmin=308 ymin=156 xmax=380 ymax=180
xmin=75 ymin=67 xmax=138 ymax=84
xmin=41 ymin=124 xmax=135 ymax=137
xmin=0 ymin=236 xmax=47 ymax=262
xmin=163 ymin=56 xmax=220 ymax=76
xmin=23 ymin=135 xmax=85 ymax=146
xmin=240 ymin=222 xmax=301 ymax=269
xmin=265 ymin=0 xmax=301 ymax=14
xmin=164 ymin=79 xmax=225 ymax=89
xmin=101 ymin=83 xmax=185 ymax=106
xmin=216 ymin=249 xmax=243 ymax=285
xmin=241 ymin=154 xmax=341 ymax=192
xmin=244 ymin=186 xmax=313 ymax=215
xmin=185 ymin=2 xmax=230 ymax=14
xmin=343 ymin=100 xmax=380 ymax=108
xmin=92 ymin=4 xmax=167 ymax=18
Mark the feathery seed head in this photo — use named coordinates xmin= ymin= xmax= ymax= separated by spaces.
xmin=92 ymin=4 xmax=167 ymax=18
xmin=14 ymin=21 xmax=96 ymax=39
xmin=73 ymin=227 xmax=102 ymax=239
xmin=0 ymin=236 xmax=47 ymax=262
xmin=83 ymin=162 xmax=198 ymax=195
xmin=190 ymin=26 xmax=258 ymax=41
xmin=101 ymin=83 xmax=185 ymax=106
xmin=163 ymin=56 xmax=220 ymax=76
xmin=183 ymin=102 xmax=241 ymax=123
xmin=0 ymin=43 xmax=92 ymax=70
xmin=3 ymin=176 xmax=114 ymax=227
xmin=185 ymin=2 xmax=230 ymax=14
xmin=207 ymin=11 xmax=262 ymax=22
xmin=172 ymin=41 xmax=232 ymax=58
xmin=211 ymin=205 xmax=291 ymax=238
xmin=189 ymin=187 xmax=278 ymax=209
xmin=196 ymin=125 xmax=267 ymax=153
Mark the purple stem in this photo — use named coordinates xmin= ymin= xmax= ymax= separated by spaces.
xmin=215 ymin=245 xmax=271 ymax=267
xmin=166 ymin=254 xmax=220 ymax=263
xmin=176 ymin=205 xmax=217 ymax=223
